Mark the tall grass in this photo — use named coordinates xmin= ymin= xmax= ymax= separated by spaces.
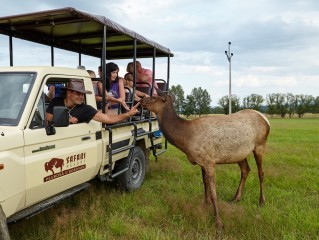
xmin=9 ymin=118 xmax=319 ymax=240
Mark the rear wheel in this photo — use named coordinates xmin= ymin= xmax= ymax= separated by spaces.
xmin=116 ymin=146 xmax=146 ymax=192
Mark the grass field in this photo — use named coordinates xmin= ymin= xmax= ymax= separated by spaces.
xmin=9 ymin=118 xmax=319 ymax=240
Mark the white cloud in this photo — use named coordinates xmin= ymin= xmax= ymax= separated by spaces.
xmin=250 ymin=66 xmax=280 ymax=73
xmin=235 ymin=75 xmax=265 ymax=88
xmin=270 ymin=76 xmax=297 ymax=87
xmin=1 ymin=0 xmax=319 ymax=106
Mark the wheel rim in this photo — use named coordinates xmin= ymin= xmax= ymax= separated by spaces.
xmin=131 ymin=158 xmax=142 ymax=184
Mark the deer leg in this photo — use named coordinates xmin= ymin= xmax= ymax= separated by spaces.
xmin=201 ymin=167 xmax=212 ymax=204
xmin=232 ymin=158 xmax=250 ymax=202
xmin=206 ymin=166 xmax=224 ymax=231
xmin=254 ymin=146 xmax=265 ymax=206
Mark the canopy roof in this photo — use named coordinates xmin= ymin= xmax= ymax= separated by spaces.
xmin=0 ymin=7 xmax=173 ymax=60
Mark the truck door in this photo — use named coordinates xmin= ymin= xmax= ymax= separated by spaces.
xmin=23 ymin=79 xmax=99 ymax=206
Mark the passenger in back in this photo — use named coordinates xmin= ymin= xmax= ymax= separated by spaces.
xmin=97 ymin=63 xmax=130 ymax=114
xmin=87 ymin=69 xmax=105 ymax=110
xmin=126 ymin=61 xmax=161 ymax=137
xmin=47 ymin=83 xmax=65 ymax=101
xmin=126 ymin=61 xmax=158 ymax=96
xmin=123 ymin=72 xmax=149 ymax=101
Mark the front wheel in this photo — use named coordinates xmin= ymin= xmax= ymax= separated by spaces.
xmin=116 ymin=146 xmax=146 ymax=192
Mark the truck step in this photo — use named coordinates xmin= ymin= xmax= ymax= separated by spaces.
xmin=7 ymin=183 xmax=90 ymax=224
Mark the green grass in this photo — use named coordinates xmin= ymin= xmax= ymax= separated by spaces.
xmin=9 ymin=118 xmax=319 ymax=240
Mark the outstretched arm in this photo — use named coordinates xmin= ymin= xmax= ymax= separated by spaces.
xmin=93 ymin=102 xmax=140 ymax=124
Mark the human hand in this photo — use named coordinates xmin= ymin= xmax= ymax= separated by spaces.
xmin=120 ymin=100 xmax=130 ymax=111
xmin=69 ymin=117 xmax=78 ymax=124
xmin=128 ymin=102 xmax=140 ymax=116
xmin=107 ymin=96 xmax=117 ymax=102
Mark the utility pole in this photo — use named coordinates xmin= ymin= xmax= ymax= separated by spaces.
xmin=225 ymin=42 xmax=233 ymax=114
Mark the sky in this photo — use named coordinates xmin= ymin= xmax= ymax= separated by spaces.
xmin=1 ymin=0 xmax=319 ymax=106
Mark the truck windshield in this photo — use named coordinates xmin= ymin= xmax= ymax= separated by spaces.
xmin=0 ymin=72 xmax=36 ymax=126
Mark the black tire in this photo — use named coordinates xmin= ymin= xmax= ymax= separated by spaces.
xmin=116 ymin=146 xmax=146 ymax=192
xmin=0 ymin=205 xmax=10 ymax=240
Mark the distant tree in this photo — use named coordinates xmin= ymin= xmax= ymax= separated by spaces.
xmin=182 ymin=95 xmax=196 ymax=117
xmin=274 ymin=93 xmax=288 ymax=118
xmin=312 ymin=96 xmax=319 ymax=114
xmin=232 ymin=95 xmax=241 ymax=113
xmin=295 ymin=94 xmax=314 ymax=118
xmin=211 ymin=106 xmax=224 ymax=114
xmin=286 ymin=93 xmax=296 ymax=118
xmin=169 ymin=85 xmax=185 ymax=114
xmin=266 ymin=94 xmax=277 ymax=117
xmin=266 ymin=93 xmax=287 ymax=117
xmin=242 ymin=94 xmax=264 ymax=111
xmin=191 ymin=87 xmax=211 ymax=115
xmin=218 ymin=95 xmax=240 ymax=114
xmin=218 ymin=96 xmax=229 ymax=114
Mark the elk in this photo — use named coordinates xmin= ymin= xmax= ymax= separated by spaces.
xmin=140 ymin=90 xmax=270 ymax=231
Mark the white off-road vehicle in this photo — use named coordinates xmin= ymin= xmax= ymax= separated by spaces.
xmin=0 ymin=7 xmax=172 ymax=239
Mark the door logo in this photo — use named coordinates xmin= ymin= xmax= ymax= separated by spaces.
xmin=44 ymin=158 xmax=64 ymax=175
xmin=43 ymin=154 xmax=86 ymax=182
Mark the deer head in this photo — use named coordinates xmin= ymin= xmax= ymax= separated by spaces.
xmin=140 ymin=88 xmax=168 ymax=113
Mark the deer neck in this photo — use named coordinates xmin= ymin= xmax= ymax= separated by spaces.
xmin=157 ymin=103 xmax=192 ymax=153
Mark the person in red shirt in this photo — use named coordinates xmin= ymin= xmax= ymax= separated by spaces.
xmin=127 ymin=61 xmax=158 ymax=96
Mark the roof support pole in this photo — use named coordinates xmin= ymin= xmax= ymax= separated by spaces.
xmin=78 ymin=52 xmax=82 ymax=67
xmin=101 ymin=25 xmax=107 ymax=115
xmin=9 ymin=35 xmax=13 ymax=66
xmin=167 ymin=55 xmax=170 ymax=91
xmin=51 ymin=46 xmax=54 ymax=66
xmin=132 ymin=39 xmax=137 ymax=102
xmin=133 ymin=39 xmax=137 ymax=84
xmin=151 ymin=48 xmax=156 ymax=96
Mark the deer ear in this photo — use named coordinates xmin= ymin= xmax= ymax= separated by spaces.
xmin=168 ymin=93 xmax=175 ymax=102
xmin=155 ymin=87 xmax=167 ymax=102
xmin=155 ymin=87 xmax=166 ymax=97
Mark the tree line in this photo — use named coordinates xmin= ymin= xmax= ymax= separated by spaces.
xmin=169 ymin=85 xmax=319 ymax=117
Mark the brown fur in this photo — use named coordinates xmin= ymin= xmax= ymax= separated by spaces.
xmin=140 ymin=90 xmax=270 ymax=231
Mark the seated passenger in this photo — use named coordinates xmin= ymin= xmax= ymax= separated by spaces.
xmin=97 ymin=63 xmax=130 ymax=114
xmin=126 ymin=61 xmax=158 ymax=96
xmin=45 ymin=79 xmax=139 ymax=124
xmin=47 ymin=83 xmax=65 ymax=101
xmin=127 ymin=62 xmax=161 ymax=136
xmin=87 ymin=70 xmax=104 ymax=110
xmin=123 ymin=73 xmax=149 ymax=101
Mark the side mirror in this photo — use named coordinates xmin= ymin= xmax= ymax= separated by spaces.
xmin=53 ymin=106 xmax=69 ymax=127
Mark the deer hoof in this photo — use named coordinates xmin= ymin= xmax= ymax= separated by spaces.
xmin=215 ymin=220 xmax=224 ymax=238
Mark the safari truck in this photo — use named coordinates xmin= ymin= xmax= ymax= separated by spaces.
xmin=0 ymin=7 xmax=172 ymax=238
